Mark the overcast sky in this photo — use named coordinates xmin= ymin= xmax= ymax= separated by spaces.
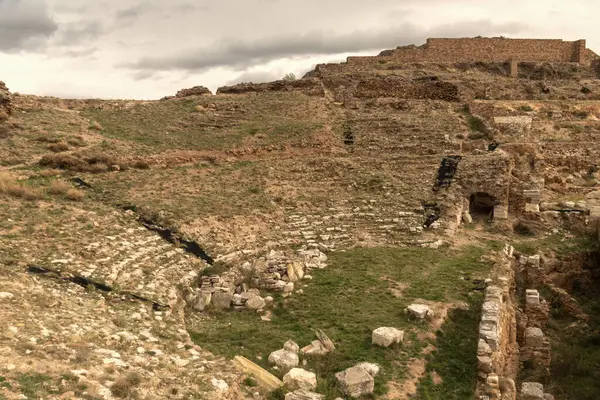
xmin=0 ymin=0 xmax=598 ymax=99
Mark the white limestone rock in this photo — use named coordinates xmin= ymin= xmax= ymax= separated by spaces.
xmin=521 ymin=382 xmax=544 ymax=400
xmin=406 ymin=304 xmax=434 ymax=319
xmin=284 ymin=390 xmax=324 ymax=400
xmin=284 ymin=340 xmax=300 ymax=354
xmin=372 ymin=327 xmax=404 ymax=347
xmin=268 ymin=349 xmax=299 ymax=373
xmin=335 ymin=366 xmax=374 ymax=398
xmin=246 ymin=296 xmax=266 ymax=310
xmin=283 ymin=368 xmax=317 ymax=391
xmin=355 ymin=362 xmax=380 ymax=377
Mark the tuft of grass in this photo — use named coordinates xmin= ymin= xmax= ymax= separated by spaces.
xmin=0 ymin=172 xmax=44 ymax=201
xmin=17 ymin=373 xmax=52 ymax=398
xmin=519 ymin=105 xmax=534 ymax=112
xmin=48 ymin=142 xmax=70 ymax=153
xmin=111 ymin=372 xmax=142 ymax=398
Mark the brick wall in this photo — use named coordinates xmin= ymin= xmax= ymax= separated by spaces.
xmin=347 ymin=38 xmax=592 ymax=66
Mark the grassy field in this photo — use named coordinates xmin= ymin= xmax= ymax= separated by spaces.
xmin=81 ymin=93 xmax=327 ymax=153
xmin=190 ymin=244 xmax=498 ymax=399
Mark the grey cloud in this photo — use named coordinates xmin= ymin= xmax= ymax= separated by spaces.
xmin=54 ymin=20 xmax=106 ymax=46
xmin=0 ymin=0 xmax=58 ymax=52
xmin=116 ymin=2 xmax=149 ymax=22
xmin=126 ymin=19 xmax=528 ymax=72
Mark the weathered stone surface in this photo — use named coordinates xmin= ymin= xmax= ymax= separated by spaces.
xmin=525 ymin=327 xmax=544 ymax=347
xmin=315 ymin=329 xmax=335 ymax=351
xmin=301 ymin=340 xmax=329 ymax=356
xmin=246 ymin=296 xmax=266 ymax=310
xmin=175 ymin=86 xmax=211 ymax=97
xmin=335 ymin=366 xmax=374 ymax=398
xmin=193 ymin=290 xmax=212 ymax=311
xmin=284 ymin=389 xmax=324 ymax=400
xmin=522 ymin=382 xmax=544 ymax=399
xmin=355 ymin=362 xmax=380 ymax=377
xmin=526 ymin=289 xmax=540 ymax=306
xmin=284 ymin=340 xmax=300 ymax=354
xmin=372 ymin=327 xmax=404 ymax=347
xmin=525 ymin=203 xmax=540 ymax=213
xmin=268 ymin=349 xmax=299 ymax=372
xmin=212 ymin=291 xmax=232 ymax=309
xmin=283 ymin=368 xmax=317 ymax=391
xmin=462 ymin=211 xmax=473 ymax=224
xmin=406 ymin=304 xmax=434 ymax=319
xmin=233 ymin=356 xmax=283 ymax=391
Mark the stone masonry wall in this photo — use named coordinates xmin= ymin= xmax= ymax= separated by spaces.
xmin=347 ymin=38 xmax=592 ymax=66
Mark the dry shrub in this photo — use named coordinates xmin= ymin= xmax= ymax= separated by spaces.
xmin=48 ymin=180 xmax=71 ymax=195
xmin=0 ymin=110 xmax=8 ymax=123
xmin=39 ymin=153 xmax=121 ymax=173
xmin=132 ymin=160 xmax=150 ymax=169
xmin=48 ymin=142 xmax=70 ymax=153
xmin=89 ymin=121 xmax=103 ymax=131
xmin=65 ymin=188 xmax=85 ymax=201
xmin=0 ymin=172 xmax=44 ymax=201
xmin=36 ymin=135 xmax=61 ymax=144
xmin=38 ymin=169 xmax=62 ymax=178
xmin=67 ymin=136 xmax=87 ymax=147
xmin=0 ymin=124 xmax=11 ymax=139
xmin=111 ymin=372 xmax=142 ymax=398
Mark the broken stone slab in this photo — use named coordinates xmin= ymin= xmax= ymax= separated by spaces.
xmin=406 ymin=304 xmax=434 ymax=319
xmin=521 ymin=382 xmax=544 ymax=400
xmin=372 ymin=327 xmax=404 ymax=347
xmin=212 ymin=291 xmax=232 ymax=309
xmin=284 ymin=390 xmax=324 ymax=400
xmin=524 ymin=327 xmax=545 ymax=347
xmin=268 ymin=349 xmax=299 ymax=373
xmin=525 ymin=203 xmax=540 ymax=213
xmin=300 ymin=340 xmax=329 ymax=356
xmin=283 ymin=368 xmax=317 ymax=391
xmin=315 ymin=329 xmax=335 ymax=351
xmin=493 ymin=205 xmax=509 ymax=220
xmin=232 ymin=356 xmax=282 ymax=391
xmin=335 ymin=365 xmax=374 ymax=398
xmin=246 ymin=296 xmax=266 ymax=310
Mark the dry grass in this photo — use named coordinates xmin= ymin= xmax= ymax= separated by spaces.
xmin=48 ymin=180 xmax=85 ymax=201
xmin=111 ymin=372 xmax=142 ymax=398
xmin=48 ymin=142 xmax=70 ymax=153
xmin=0 ymin=172 xmax=44 ymax=200
xmin=89 ymin=121 xmax=103 ymax=131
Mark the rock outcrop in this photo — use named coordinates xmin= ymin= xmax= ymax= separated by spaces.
xmin=0 ymin=81 xmax=12 ymax=121
xmin=176 ymin=86 xmax=212 ymax=97
xmin=216 ymin=78 xmax=324 ymax=96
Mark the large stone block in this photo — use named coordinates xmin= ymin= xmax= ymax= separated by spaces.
xmin=335 ymin=366 xmax=374 ymax=398
xmin=268 ymin=349 xmax=299 ymax=373
xmin=232 ymin=356 xmax=283 ymax=391
xmin=406 ymin=304 xmax=434 ymax=319
xmin=372 ymin=327 xmax=404 ymax=347
xmin=283 ymin=368 xmax=317 ymax=391
xmin=521 ymin=382 xmax=544 ymax=400
xmin=211 ymin=291 xmax=232 ymax=309
xmin=524 ymin=327 xmax=544 ymax=347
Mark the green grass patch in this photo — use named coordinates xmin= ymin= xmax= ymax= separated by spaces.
xmin=190 ymin=245 xmax=494 ymax=399
xmin=18 ymin=373 xmax=52 ymax=398
xmin=416 ymin=294 xmax=483 ymax=399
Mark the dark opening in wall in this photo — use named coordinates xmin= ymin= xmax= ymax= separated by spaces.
xmin=343 ymin=125 xmax=354 ymax=145
xmin=469 ymin=192 xmax=497 ymax=220
xmin=433 ymin=155 xmax=462 ymax=191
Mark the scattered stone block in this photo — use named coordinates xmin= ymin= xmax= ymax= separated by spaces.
xmin=372 ymin=327 xmax=404 ymax=347
xmin=315 ymin=329 xmax=335 ymax=351
xmin=335 ymin=366 xmax=374 ymax=398
xmin=246 ymin=296 xmax=266 ymax=310
xmin=521 ymin=382 xmax=544 ymax=400
xmin=300 ymin=340 xmax=329 ymax=356
xmin=284 ymin=340 xmax=300 ymax=354
xmin=526 ymin=289 xmax=540 ymax=306
xmin=355 ymin=362 xmax=380 ymax=377
xmin=268 ymin=349 xmax=299 ymax=373
xmin=212 ymin=291 xmax=232 ymax=309
xmin=233 ymin=356 xmax=283 ymax=391
xmin=283 ymin=368 xmax=317 ymax=391
xmin=406 ymin=304 xmax=434 ymax=319
xmin=285 ymin=390 xmax=324 ymax=400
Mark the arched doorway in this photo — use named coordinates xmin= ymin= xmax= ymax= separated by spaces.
xmin=469 ymin=192 xmax=497 ymax=221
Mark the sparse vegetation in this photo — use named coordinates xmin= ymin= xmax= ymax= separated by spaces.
xmin=0 ymin=172 xmax=44 ymax=201
xmin=111 ymin=372 xmax=142 ymax=398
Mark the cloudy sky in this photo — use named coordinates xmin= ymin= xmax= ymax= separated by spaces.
xmin=0 ymin=0 xmax=597 ymax=99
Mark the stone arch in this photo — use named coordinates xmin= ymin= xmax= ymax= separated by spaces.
xmin=469 ymin=192 xmax=498 ymax=220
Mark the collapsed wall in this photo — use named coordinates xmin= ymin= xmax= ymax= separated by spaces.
xmin=216 ymin=78 xmax=324 ymax=96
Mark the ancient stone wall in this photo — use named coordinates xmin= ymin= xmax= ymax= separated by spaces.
xmin=216 ymin=78 xmax=324 ymax=96
xmin=347 ymin=38 xmax=592 ymax=66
